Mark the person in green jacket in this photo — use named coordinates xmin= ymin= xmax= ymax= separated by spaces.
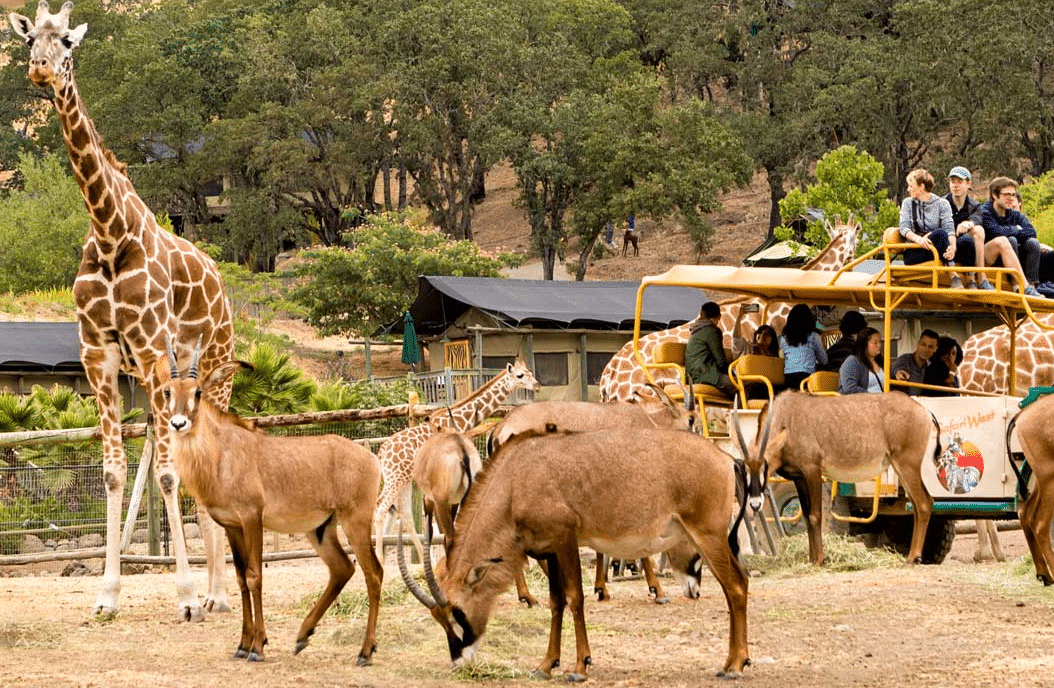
xmin=684 ymin=301 xmax=735 ymax=395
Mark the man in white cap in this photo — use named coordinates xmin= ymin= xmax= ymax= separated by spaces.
xmin=944 ymin=166 xmax=994 ymax=289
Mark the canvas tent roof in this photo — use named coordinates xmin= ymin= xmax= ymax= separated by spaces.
xmin=0 ymin=322 xmax=81 ymax=370
xmin=376 ymin=276 xmax=706 ymax=336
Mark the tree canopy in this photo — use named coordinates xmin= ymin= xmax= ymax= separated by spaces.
xmin=1 ymin=0 xmax=1052 ymax=281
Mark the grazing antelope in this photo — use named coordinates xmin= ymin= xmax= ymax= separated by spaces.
xmin=737 ymin=391 xmax=939 ymax=566
xmin=1007 ymin=396 xmax=1054 ymax=584
xmin=489 ymin=388 xmax=699 ymax=603
xmin=400 ymin=428 xmax=751 ymax=681
xmin=159 ymin=343 xmax=383 ymax=664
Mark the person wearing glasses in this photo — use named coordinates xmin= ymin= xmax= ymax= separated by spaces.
xmin=980 ymin=176 xmax=1043 ymax=297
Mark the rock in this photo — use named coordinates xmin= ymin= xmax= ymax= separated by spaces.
xmin=78 ymin=533 xmax=104 ymax=548
xmin=62 ymin=562 xmax=91 ymax=577
xmin=183 ymin=523 xmax=201 ymax=540
xmin=21 ymin=534 xmax=45 ymax=553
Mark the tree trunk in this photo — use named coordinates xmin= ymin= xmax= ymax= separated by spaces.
xmin=766 ymin=167 xmax=785 ymax=234
xmin=397 ymin=163 xmax=408 ymax=211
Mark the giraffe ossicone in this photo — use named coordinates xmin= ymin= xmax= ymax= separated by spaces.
xmin=599 ymin=216 xmax=862 ymax=402
xmin=9 ymin=0 xmax=235 ymax=621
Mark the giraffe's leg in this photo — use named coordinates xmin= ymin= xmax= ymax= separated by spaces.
xmin=84 ymin=346 xmax=126 ymax=617
xmin=373 ymin=486 xmax=394 ymax=561
xmin=152 ymin=414 xmax=205 ymax=622
xmin=199 ymin=506 xmax=230 ymax=613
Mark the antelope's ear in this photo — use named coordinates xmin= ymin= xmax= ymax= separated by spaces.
xmin=9 ymin=13 xmax=33 ymax=39
xmin=153 ymin=357 xmax=172 ymax=384
xmin=202 ymin=361 xmax=251 ymax=394
xmin=765 ymin=429 xmax=789 ymax=460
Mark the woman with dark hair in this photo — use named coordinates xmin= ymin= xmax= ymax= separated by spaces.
xmin=751 ymin=324 xmax=780 ymax=357
xmin=838 ymin=327 xmax=884 ymax=394
xmin=779 ymin=303 xmax=827 ymax=390
xmin=922 ymin=336 xmax=963 ymax=396
xmin=825 ymin=310 xmax=867 ymax=371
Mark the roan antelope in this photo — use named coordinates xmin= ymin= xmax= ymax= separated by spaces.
xmin=489 ymin=388 xmax=700 ymax=603
xmin=400 ymin=427 xmax=751 ymax=681
xmin=158 ymin=342 xmax=383 ymax=663
xmin=1006 ymin=396 xmax=1054 ymax=584
xmin=413 ymin=429 xmax=483 ymax=554
xmin=737 ymin=391 xmax=939 ymax=565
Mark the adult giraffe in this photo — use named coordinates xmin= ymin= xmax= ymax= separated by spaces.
xmin=9 ymin=2 xmax=234 ymax=620
xmin=960 ymin=314 xmax=1054 ymax=395
xmin=600 ymin=216 xmax=862 ymax=402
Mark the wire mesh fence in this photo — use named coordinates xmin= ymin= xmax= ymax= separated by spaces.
xmin=0 ymin=409 xmax=423 ymax=574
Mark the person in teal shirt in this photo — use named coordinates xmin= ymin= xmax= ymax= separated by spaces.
xmin=684 ymin=301 xmax=735 ymax=395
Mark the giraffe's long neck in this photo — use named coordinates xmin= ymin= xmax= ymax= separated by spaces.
xmin=446 ymin=372 xmax=513 ymax=431
xmin=53 ymin=69 xmax=140 ymax=247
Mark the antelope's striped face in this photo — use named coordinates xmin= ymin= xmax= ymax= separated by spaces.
xmin=162 ymin=379 xmax=203 ymax=435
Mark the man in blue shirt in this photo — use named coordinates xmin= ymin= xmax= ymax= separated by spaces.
xmin=980 ymin=176 xmax=1042 ymax=297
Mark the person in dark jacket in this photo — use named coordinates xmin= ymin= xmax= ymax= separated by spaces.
xmin=922 ymin=336 xmax=963 ymax=397
xmin=943 ymin=166 xmax=993 ymax=290
xmin=684 ymin=301 xmax=735 ymax=395
xmin=979 ymin=176 xmax=1042 ymax=297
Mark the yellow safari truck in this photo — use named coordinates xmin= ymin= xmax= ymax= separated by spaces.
xmin=630 ymin=235 xmax=1054 ymax=563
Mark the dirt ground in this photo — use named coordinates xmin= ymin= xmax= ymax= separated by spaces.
xmin=3 ymin=527 xmax=1054 ymax=688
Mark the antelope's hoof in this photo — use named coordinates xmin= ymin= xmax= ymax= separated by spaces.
xmin=565 ymin=673 xmax=586 ymax=683
xmin=294 ymin=639 xmax=309 ymax=655
xmin=356 ymin=653 xmax=372 ymax=667
xmin=716 ymin=670 xmax=743 ymax=680
xmin=653 ymin=595 xmax=670 ymax=605
xmin=247 ymin=651 xmax=264 ymax=662
xmin=1039 ymin=574 xmax=1054 ymax=586
xmin=594 ymin=588 xmax=609 ymax=601
xmin=531 ymin=669 xmax=553 ymax=680
xmin=233 ymin=648 xmax=249 ymax=659
xmin=519 ymin=595 xmax=539 ymax=608
xmin=911 ymin=556 xmax=923 ymax=565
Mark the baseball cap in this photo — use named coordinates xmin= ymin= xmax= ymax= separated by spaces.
xmin=948 ymin=166 xmax=971 ymax=181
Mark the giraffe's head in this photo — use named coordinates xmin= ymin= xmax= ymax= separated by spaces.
xmin=9 ymin=1 xmax=86 ymax=88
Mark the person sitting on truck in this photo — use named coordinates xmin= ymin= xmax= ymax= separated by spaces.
xmin=922 ymin=335 xmax=963 ymax=397
xmin=891 ymin=329 xmax=940 ymax=395
xmin=980 ymin=176 xmax=1043 ymax=297
xmin=838 ymin=327 xmax=884 ymax=394
xmin=779 ymin=303 xmax=828 ymax=391
xmin=731 ymin=303 xmax=779 ymax=358
xmin=824 ymin=310 xmax=867 ymax=372
xmin=898 ymin=169 xmax=961 ymax=286
xmin=685 ymin=301 xmax=736 ymax=395
xmin=943 ymin=166 xmax=994 ymax=290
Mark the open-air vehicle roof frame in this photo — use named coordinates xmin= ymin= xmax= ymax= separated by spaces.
xmin=632 ymin=238 xmax=1054 ymax=397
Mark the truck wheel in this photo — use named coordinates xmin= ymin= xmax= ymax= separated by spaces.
xmin=878 ymin=516 xmax=956 ymax=564
xmin=770 ymin=482 xmax=805 ymax=536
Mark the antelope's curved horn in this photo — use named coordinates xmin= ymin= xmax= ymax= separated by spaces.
xmin=397 ymin=519 xmax=437 ymax=609
xmin=731 ymin=395 xmax=750 ymax=459
xmin=756 ymin=398 xmax=774 ymax=460
xmin=165 ymin=335 xmax=180 ymax=379
xmin=187 ymin=335 xmax=204 ymax=380
xmin=421 ymin=521 xmax=449 ymax=608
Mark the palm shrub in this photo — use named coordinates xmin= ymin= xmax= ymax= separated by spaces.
xmin=230 ymin=342 xmax=317 ymax=416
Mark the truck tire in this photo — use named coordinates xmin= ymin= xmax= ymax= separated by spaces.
xmin=878 ymin=515 xmax=956 ymax=564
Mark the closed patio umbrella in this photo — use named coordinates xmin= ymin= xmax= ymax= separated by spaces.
xmin=401 ymin=311 xmax=421 ymax=370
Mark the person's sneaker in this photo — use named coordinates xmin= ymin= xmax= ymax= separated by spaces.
xmin=1025 ymin=285 xmax=1042 ymax=297
xmin=949 ymin=276 xmax=964 ymax=289
xmin=977 ymin=279 xmax=996 ymax=290
xmin=965 ymin=280 xmax=978 ymax=289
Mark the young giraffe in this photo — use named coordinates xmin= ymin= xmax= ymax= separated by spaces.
xmin=374 ymin=361 xmax=539 ymax=563
xmin=599 ymin=216 xmax=862 ymax=402
xmin=9 ymin=2 xmax=234 ymax=620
